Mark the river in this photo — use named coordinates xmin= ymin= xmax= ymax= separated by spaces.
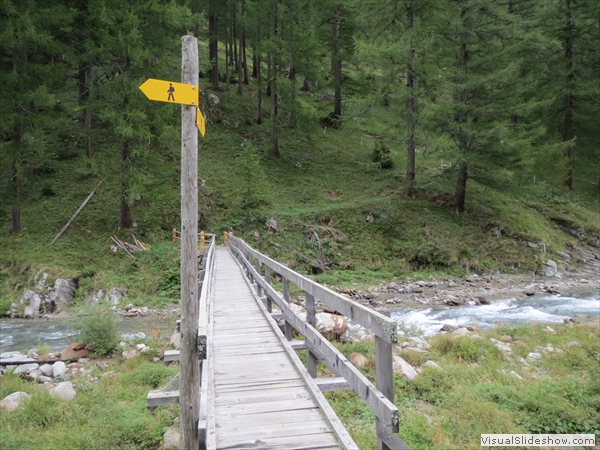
xmin=0 ymin=315 xmax=176 ymax=353
xmin=391 ymin=290 xmax=600 ymax=336
xmin=1 ymin=291 xmax=598 ymax=352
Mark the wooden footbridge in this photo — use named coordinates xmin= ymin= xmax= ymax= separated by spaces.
xmin=149 ymin=235 xmax=410 ymax=450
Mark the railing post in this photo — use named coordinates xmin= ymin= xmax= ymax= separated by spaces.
xmin=282 ymin=277 xmax=293 ymax=341
xmin=255 ymin=258 xmax=262 ymax=296
xmin=264 ymin=266 xmax=272 ymax=313
xmin=305 ymin=292 xmax=318 ymax=378
xmin=375 ymin=335 xmax=395 ymax=450
xmin=200 ymin=231 xmax=205 ymax=251
xmin=172 ymin=228 xmax=177 ymax=243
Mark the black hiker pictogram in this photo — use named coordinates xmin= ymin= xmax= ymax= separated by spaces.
xmin=167 ymin=83 xmax=175 ymax=101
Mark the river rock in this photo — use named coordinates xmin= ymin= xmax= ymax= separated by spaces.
xmin=59 ymin=343 xmax=89 ymax=360
xmin=51 ymin=382 xmax=76 ymax=401
xmin=122 ymin=349 xmax=139 ymax=359
xmin=169 ymin=331 xmax=181 ymax=349
xmin=542 ymin=260 xmax=562 ymax=278
xmin=19 ymin=289 xmax=42 ymax=319
xmin=106 ymin=287 xmax=127 ymax=305
xmin=452 ymin=327 xmax=471 ymax=337
xmin=39 ymin=364 xmax=53 ymax=377
xmin=509 ymin=370 xmax=524 ymax=380
xmin=53 ymin=361 xmax=67 ymax=377
xmin=49 ymin=278 xmax=77 ymax=310
xmin=163 ymin=425 xmax=181 ymax=449
xmin=526 ymin=352 xmax=543 ymax=361
xmin=523 ymin=284 xmax=537 ymax=296
xmin=348 ymin=352 xmax=368 ymax=367
xmin=393 ymin=356 xmax=418 ymax=381
xmin=489 ymin=338 xmax=511 ymax=353
xmin=316 ymin=312 xmax=348 ymax=335
xmin=424 ymin=360 xmax=442 ymax=370
xmin=34 ymin=271 xmax=49 ymax=290
xmin=84 ymin=288 xmax=105 ymax=304
xmin=0 ymin=392 xmax=30 ymax=411
xmin=341 ymin=324 xmax=374 ymax=343
xmin=408 ymin=337 xmax=430 ymax=350
xmin=13 ymin=363 xmax=39 ymax=377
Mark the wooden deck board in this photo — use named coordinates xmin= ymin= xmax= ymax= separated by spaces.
xmin=206 ymin=247 xmax=345 ymax=449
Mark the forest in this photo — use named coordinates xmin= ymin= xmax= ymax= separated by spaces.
xmin=1 ymin=0 xmax=599 ymax=286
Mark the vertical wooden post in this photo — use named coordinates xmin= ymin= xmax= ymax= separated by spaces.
xmin=180 ymin=35 xmax=199 ymax=450
xmin=305 ymin=292 xmax=317 ymax=378
xmin=282 ymin=277 xmax=293 ymax=340
xmin=375 ymin=336 xmax=394 ymax=450
xmin=255 ymin=258 xmax=262 ymax=296
xmin=172 ymin=228 xmax=177 ymax=243
xmin=200 ymin=231 xmax=205 ymax=250
xmin=265 ymin=266 xmax=272 ymax=312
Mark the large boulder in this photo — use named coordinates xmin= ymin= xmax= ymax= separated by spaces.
xmin=348 ymin=352 xmax=368 ymax=367
xmin=316 ymin=312 xmax=348 ymax=336
xmin=0 ymin=392 xmax=30 ymax=411
xmin=52 ymin=361 xmax=67 ymax=378
xmin=51 ymin=382 xmax=76 ymax=401
xmin=19 ymin=289 xmax=42 ymax=319
xmin=49 ymin=278 xmax=77 ymax=310
xmin=59 ymin=343 xmax=89 ymax=360
xmin=13 ymin=363 xmax=39 ymax=377
xmin=541 ymin=260 xmax=562 ymax=279
xmin=163 ymin=425 xmax=181 ymax=449
xmin=393 ymin=356 xmax=418 ymax=381
xmin=106 ymin=288 xmax=127 ymax=305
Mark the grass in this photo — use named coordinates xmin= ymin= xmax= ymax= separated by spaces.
xmin=0 ymin=331 xmax=179 ymax=450
xmin=325 ymin=322 xmax=600 ymax=449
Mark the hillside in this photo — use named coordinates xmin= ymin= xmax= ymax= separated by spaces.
xmin=0 ymin=81 xmax=598 ymax=310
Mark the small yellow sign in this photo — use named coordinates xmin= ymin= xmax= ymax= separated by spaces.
xmin=196 ymin=107 xmax=206 ymax=137
xmin=139 ymin=78 xmax=198 ymax=106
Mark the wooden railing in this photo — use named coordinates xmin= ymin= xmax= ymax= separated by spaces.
xmin=197 ymin=234 xmax=215 ymax=447
xmin=228 ymin=236 xmax=410 ymax=450
xmin=172 ymin=229 xmax=214 ymax=251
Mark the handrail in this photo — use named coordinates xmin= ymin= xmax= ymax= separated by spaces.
xmin=228 ymin=236 xmax=398 ymax=343
xmin=227 ymin=236 xmax=409 ymax=450
xmin=198 ymin=235 xmax=216 ymax=358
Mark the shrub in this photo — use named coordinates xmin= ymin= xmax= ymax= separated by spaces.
xmin=371 ymin=142 xmax=393 ymax=169
xmin=74 ymin=304 xmax=119 ymax=356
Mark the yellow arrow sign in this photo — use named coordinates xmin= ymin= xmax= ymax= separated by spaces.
xmin=196 ymin=107 xmax=206 ymax=137
xmin=139 ymin=78 xmax=198 ymax=106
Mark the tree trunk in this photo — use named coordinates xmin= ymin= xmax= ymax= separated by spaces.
xmin=255 ymin=53 xmax=263 ymax=124
xmin=236 ymin=4 xmax=243 ymax=94
xmin=301 ymin=77 xmax=310 ymax=91
xmin=252 ymin=52 xmax=258 ymax=79
xmin=455 ymin=159 xmax=468 ymax=213
xmin=209 ymin=6 xmax=220 ymax=90
xmin=120 ymin=141 xmax=134 ymax=229
xmin=266 ymin=56 xmax=272 ymax=97
xmin=405 ymin=2 xmax=416 ymax=197
xmin=289 ymin=64 xmax=296 ymax=127
xmin=270 ymin=2 xmax=280 ymax=158
xmin=11 ymin=167 xmax=22 ymax=233
xmin=332 ymin=5 xmax=342 ymax=120
xmin=241 ymin=0 xmax=248 ymax=84
xmin=563 ymin=0 xmax=574 ymax=189
xmin=77 ymin=63 xmax=92 ymax=158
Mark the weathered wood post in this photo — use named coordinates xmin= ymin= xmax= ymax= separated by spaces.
xmin=264 ymin=266 xmax=272 ymax=312
xmin=375 ymin=336 xmax=395 ymax=450
xmin=180 ymin=35 xmax=199 ymax=450
xmin=282 ymin=277 xmax=293 ymax=340
xmin=305 ymin=292 xmax=317 ymax=378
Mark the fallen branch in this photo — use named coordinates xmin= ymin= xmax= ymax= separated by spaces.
xmin=110 ymin=235 xmax=137 ymax=260
xmin=46 ymin=178 xmax=105 ymax=248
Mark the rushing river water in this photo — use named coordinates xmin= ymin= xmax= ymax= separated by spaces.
xmin=0 ymin=292 xmax=598 ymax=352
xmin=0 ymin=315 xmax=176 ymax=353
xmin=391 ymin=290 xmax=600 ymax=336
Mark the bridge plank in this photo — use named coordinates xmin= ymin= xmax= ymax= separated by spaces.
xmin=204 ymin=247 xmax=351 ymax=449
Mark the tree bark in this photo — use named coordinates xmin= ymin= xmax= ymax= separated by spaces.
xmin=332 ymin=5 xmax=342 ymax=120
xmin=563 ymin=0 xmax=574 ymax=189
xmin=289 ymin=64 xmax=296 ymax=127
xmin=270 ymin=2 xmax=280 ymax=158
xmin=241 ymin=0 xmax=248 ymax=85
xmin=455 ymin=159 xmax=468 ymax=213
xmin=11 ymin=166 xmax=22 ymax=233
xmin=405 ymin=2 xmax=416 ymax=197
xmin=255 ymin=53 xmax=263 ymax=124
xmin=209 ymin=5 xmax=220 ymax=90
